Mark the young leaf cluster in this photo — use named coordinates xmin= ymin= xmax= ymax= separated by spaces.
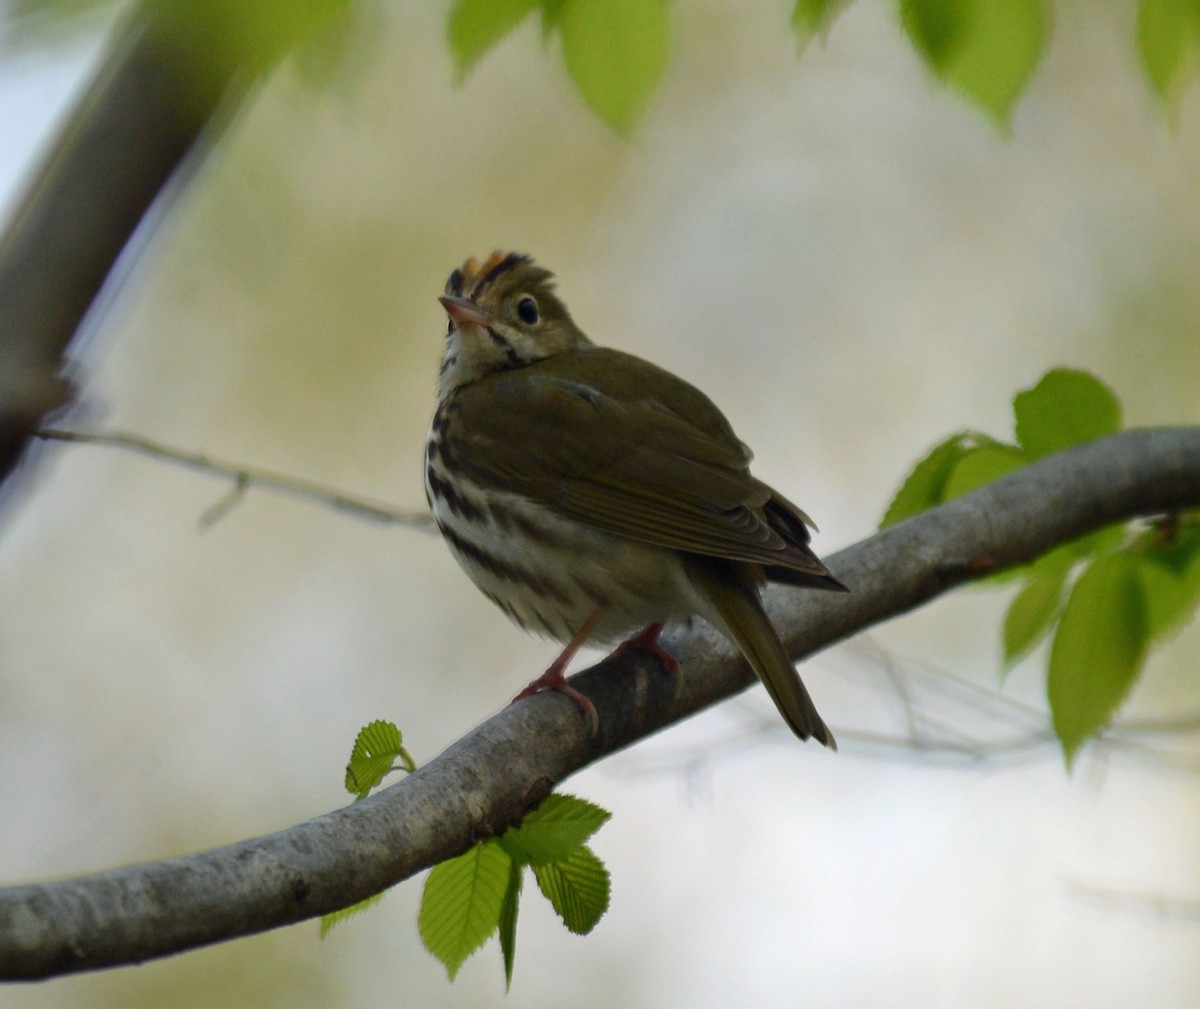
xmin=448 ymin=0 xmax=670 ymax=133
xmin=895 ymin=0 xmax=1046 ymax=128
xmin=319 ymin=721 xmax=612 ymax=988
xmin=318 ymin=720 xmax=416 ymax=936
xmin=451 ymin=0 xmax=1200 ymax=134
xmin=419 ymin=793 xmax=611 ymax=989
xmin=801 ymin=0 xmax=1200 ymax=123
xmin=343 ymin=718 xmax=416 ymax=799
xmin=882 ymin=369 xmax=1200 ymax=766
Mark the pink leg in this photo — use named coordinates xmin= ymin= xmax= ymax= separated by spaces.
xmin=611 ymin=622 xmax=681 ymax=675
xmin=511 ymin=604 xmax=607 ymax=732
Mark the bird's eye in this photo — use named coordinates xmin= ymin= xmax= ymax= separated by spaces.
xmin=516 ymin=296 xmax=539 ymax=325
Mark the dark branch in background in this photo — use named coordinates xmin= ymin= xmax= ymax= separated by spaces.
xmin=1 ymin=426 xmax=1198 ymax=981
xmin=35 ymin=428 xmax=433 ymax=529
xmin=0 ymin=0 xmax=350 ymax=501
xmin=0 ymin=8 xmax=231 ymax=491
xmin=1065 ymin=878 xmax=1200 ymax=922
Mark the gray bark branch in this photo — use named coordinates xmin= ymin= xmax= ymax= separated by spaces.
xmin=2 ymin=426 xmax=1199 ymax=980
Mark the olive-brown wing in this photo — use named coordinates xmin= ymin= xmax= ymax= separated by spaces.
xmin=447 ymin=355 xmax=830 ymax=579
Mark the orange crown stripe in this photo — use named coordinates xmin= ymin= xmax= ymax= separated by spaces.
xmin=458 ymin=250 xmax=510 ymax=283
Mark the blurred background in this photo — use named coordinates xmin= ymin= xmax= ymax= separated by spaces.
xmin=2 ymin=0 xmax=1200 ymax=1006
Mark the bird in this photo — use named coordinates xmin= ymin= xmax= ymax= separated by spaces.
xmin=424 ymin=251 xmax=847 ymax=747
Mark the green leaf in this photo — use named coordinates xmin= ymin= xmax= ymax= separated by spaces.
xmin=1137 ymin=0 xmax=1200 ymax=109
xmin=448 ymin=0 xmax=539 ymax=79
xmin=1137 ymin=517 xmax=1200 ymax=643
xmin=1012 ymin=368 xmax=1122 ymax=460
xmin=983 ymin=524 xmax=1129 ymax=589
xmin=498 ymin=793 xmax=613 ymax=866
xmin=558 ymin=0 xmax=670 ymax=133
xmin=541 ymin=0 xmax=568 ymax=35
xmin=900 ymin=0 xmax=1047 ymax=127
xmin=344 ymin=719 xmax=411 ymax=799
xmin=1002 ymin=565 xmax=1069 ymax=668
xmin=942 ymin=443 xmax=1026 ymax=500
xmin=1067 ymin=523 xmax=1130 ymax=562
xmin=791 ymin=0 xmax=852 ymax=44
xmin=1048 ymin=553 xmax=1148 ymax=767
xmin=880 ymin=432 xmax=979 ymax=527
xmin=498 ymin=858 xmax=523 ymax=991
xmin=1031 ymin=541 xmax=1086 ymax=576
xmin=972 ymin=533 xmax=1073 ymax=588
xmin=318 ymin=891 xmax=387 ymax=938
xmin=532 ymin=845 xmax=610 ymax=935
xmin=419 ymin=841 xmax=511 ymax=980
xmin=900 ymin=0 xmax=966 ymax=68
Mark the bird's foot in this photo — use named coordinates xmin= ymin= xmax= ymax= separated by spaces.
xmin=509 ymin=604 xmax=606 ymax=734
xmin=511 ymin=667 xmax=599 ymax=734
xmin=611 ymin=622 xmax=681 ymax=675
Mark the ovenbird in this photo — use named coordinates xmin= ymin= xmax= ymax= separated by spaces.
xmin=425 ymin=252 xmax=846 ymax=747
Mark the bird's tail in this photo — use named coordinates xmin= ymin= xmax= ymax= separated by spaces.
xmin=690 ymin=560 xmax=836 ymax=750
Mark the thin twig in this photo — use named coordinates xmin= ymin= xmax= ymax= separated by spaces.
xmin=1064 ymin=878 xmax=1200 ymax=923
xmin=36 ymin=427 xmax=433 ymax=530
xmin=674 ymin=638 xmax=1200 ymax=773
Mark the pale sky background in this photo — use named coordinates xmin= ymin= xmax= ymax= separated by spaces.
xmin=2 ymin=2 xmax=1200 ymax=1007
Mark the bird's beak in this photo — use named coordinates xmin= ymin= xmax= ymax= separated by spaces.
xmin=439 ymin=295 xmax=493 ymax=328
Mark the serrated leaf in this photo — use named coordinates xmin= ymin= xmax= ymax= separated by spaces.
xmin=558 ymin=0 xmax=670 ymax=133
xmin=880 ymin=432 xmax=977 ymax=527
xmin=1137 ymin=0 xmax=1200 ymax=109
xmin=1013 ymin=368 xmax=1122 ymax=460
xmin=1048 ymin=554 xmax=1148 ymax=767
xmin=1137 ymin=518 xmax=1200 ymax=643
xmin=498 ymin=858 xmax=523 ymax=991
xmin=344 ymin=719 xmax=408 ymax=799
xmin=498 ymin=793 xmax=612 ymax=866
xmin=1002 ymin=565 xmax=1069 ymax=668
xmin=532 ymin=846 xmax=610 ymax=935
xmin=942 ymin=443 xmax=1026 ymax=500
xmin=319 ymin=891 xmax=387 ymax=938
xmin=448 ymin=0 xmax=539 ymax=79
xmin=900 ymin=0 xmax=1047 ymax=127
xmin=419 ymin=842 xmax=511 ymax=980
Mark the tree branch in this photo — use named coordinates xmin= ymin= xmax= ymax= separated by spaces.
xmin=2 ymin=426 xmax=1199 ymax=980
xmin=0 ymin=0 xmax=349 ymax=498
xmin=0 ymin=10 xmax=231 ymax=491
xmin=34 ymin=428 xmax=433 ymax=529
